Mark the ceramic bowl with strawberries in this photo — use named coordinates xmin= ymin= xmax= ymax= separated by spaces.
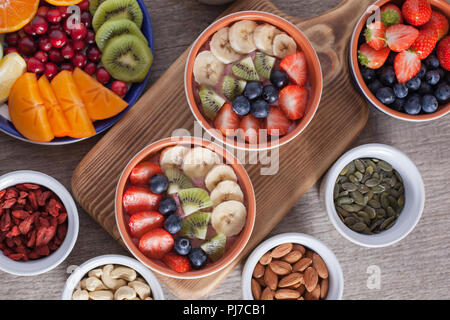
xmin=350 ymin=0 xmax=450 ymax=121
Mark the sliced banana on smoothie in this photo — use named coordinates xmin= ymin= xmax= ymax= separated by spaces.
xmin=211 ymin=200 xmax=247 ymax=237
xmin=205 ymin=164 xmax=238 ymax=192
xmin=273 ymin=33 xmax=297 ymax=59
xmin=193 ymin=50 xmax=225 ymax=87
xmin=182 ymin=147 xmax=222 ymax=179
xmin=160 ymin=145 xmax=190 ymax=171
xmin=210 ymin=27 xmax=242 ymax=64
xmin=229 ymin=20 xmax=257 ymax=54
xmin=210 ymin=180 xmax=244 ymax=207
xmin=253 ymin=23 xmax=281 ymax=56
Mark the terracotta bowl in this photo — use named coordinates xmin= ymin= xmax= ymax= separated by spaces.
xmin=350 ymin=0 xmax=450 ymax=121
xmin=185 ymin=11 xmax=323 ymax=150
xmin=115 ymin=137 xmax=256 ymax=279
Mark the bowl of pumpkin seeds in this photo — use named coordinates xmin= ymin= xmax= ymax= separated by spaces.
xmin=320 ymin=144 xmax=425 ymax=247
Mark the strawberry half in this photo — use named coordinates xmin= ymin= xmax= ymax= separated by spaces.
xmin=239 ymin=114 xmax=261 ymax=143
xmin=381 ymin=4 xmax=403 ymax=27
xmin=422 ymin=11 xmax=449 ymax=41
xmin=358 ymin=43 xmax=391 ymax=69
xmin=122 ymin=186 xmax=163 ymax=215
xmin=278 ymin=85 xmax=308 ymax=120
xmin=437 ymin=36 xmax=450 ymax=71
xmin=214 ymin=103 xmax=239 ymax=136
xmin=129 ymin=162 xmax=162 ymax=186
xmin=411 ymin=28 xmax=438 ymax=60
xmin=138 ymin=228 xmax=174 ymax=260
xmin=385 ymin=24 xmax=419 ymax=52
xmin=265 ymin=107 xmax=292 ymax=136
xmin=365 ymin=21 xmax=387 ymax=50
xmin=402 ymin=0 xmax=432 ymax=27
xmin=280 ymin=51 xmax=308 ymax=86
xmin=394 ymin=50 xmax=421 ymax=83
xmin=128 ymin=211 xmax=165 ymax=238
xmin=163 ymin=253 xmax=191 ymax=273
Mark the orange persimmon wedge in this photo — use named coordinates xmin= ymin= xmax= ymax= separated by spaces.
xmin=51 ymin=70 xmax=96 ymax=139
xmin=72 ymin=68 xmax=129 ymax=121
xmin=8 ymin=73 xmax=54 ymax=142
xmin=37 ymin=76 xmax=71 ymax=138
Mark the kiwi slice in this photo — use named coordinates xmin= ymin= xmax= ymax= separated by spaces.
xmin=221 ymin=75 xmax=246 ymax=101
xmin=89 ymin=0 xmax=107 ymax=15
xmin=254 ymin=52 xmax=275 ymax=79
xmin=92 ymin=0 xmax=143 ymax=32
xmin=179 ymin=211 xmax=211 ymax=240
xmin=201 ymin=233 xmax=226 ymax=262
xmin=232 ymin=56 xmax=260 ymax=81
xmin=178 ymin=188 xmax=213 ymax=216
xmin=198 ymin=86 xmax=226 ymax=120
xmin=95 ymin=19 xmax=148 ymax=51
xmin=164 ymin=168 xmax=194 ymax=194
xmin=101 ymin=34 xmax=153 ymax=83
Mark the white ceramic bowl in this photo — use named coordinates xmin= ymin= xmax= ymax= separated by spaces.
xmin=0 ymin=170 xmax=79 ymax=276
xmin=61 ymin=254 xmax=165 ymax=300
xmin=242 ymin=233 xmax=344 ymax=300
xmin=320 ymin=144 xmax=425 ymax=248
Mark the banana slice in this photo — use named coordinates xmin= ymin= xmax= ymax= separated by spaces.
xmin=211 ymin=200 xmax=247 ymax=237
xmin=160 ymin=145 xmax=190 ymax=171
xmin=193 ymin=50 xmax=225 ymax=87
xmin=205 ymin=164 xmax=238 ymax=192
xmin=210 ymin=180 xmax=244 ymax=207
xmin=273 ymin=33 xmax=297 ymax=59
xmin=182 ymin=147 xmax=222 ymax=179
xmin=229 ymin=20 xmax=257 ymax=54
xmin=210 ymin=27 xmax=242 ymax=64
xmin=253 ymin=24 xmax=281 ymax=56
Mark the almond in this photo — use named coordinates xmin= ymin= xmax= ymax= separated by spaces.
xmin=252 ymin=262 xmax=265 ymax=279
xmin=305 ymin=249 xmax=314 ymax=259
xmin=259 ymin=252 xmax=272 ymax=265
xmin=274 ymin=289 xmax=300 ymax=300
xmin=292 ymin=257 xmax=312 ymax=272
xmin=287 ymin=282 xmax=302 ymax=289
xmin=251 ymin=278 xmax=262 ymax=300
xmin=278 ymin=272 xmax=303 ymax=288
xmin=264 ymin=265 xmax=278 ymax=290
xmin=282 ymin=250 xmax=302 ymax=264
xmin=293 ymin=244 xmax=306 ymax=255
xmin=270 ymin=243 xmax=293 ymax=258
xmin=297 ymin=284 xmax=306 ymax=296
xmin=304 ymin=267 xmax=319 ymax=292
xmin=260 ymin=287 xmax=274 ymax=300
xmin=320 ymin=278 xmax=329 ymax=299
xmin=256 ymin=276 xmax=266 ymax=287
xmin=269 ymin=260 xmax=292 ymax=275
xmin=312 ymin=253 xmax=328 ymax=279
xmin=304 ymin=284 xmax=320 ymax=300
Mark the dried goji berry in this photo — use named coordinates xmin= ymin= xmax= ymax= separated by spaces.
xmin=48 ymin=241 xmax=58 ymax=251
xmin=26 ymin=230 xmax=36 ymax=248
xmin=39 ymin=217 xmax=50 ymax=228
xmin=0 ymin=189 xmax=6 ymax=200
xmin=17 ymin=198 xmax=27 ymax=206
xmin=19 ymin=191 xmax=28 ymax=199
xmin=13 ymin=236 xmax=23 ymax=247
xmin=12 ymin=210 xmax=30 ymax=220
xmin=56 ymin=223 xmax=67 ymax=240
xmin=5 ymin=188 xmax=18 ymax=200
xmin=0 ymin=211 xmax=12 ymax=232
xmin=1 ymin=198 xmax=16 ymax=209
xmin=28 ymin=191 xmax=38 ymax=210
xmin=35 ymin=245 xmax=50 ymax=256
xmin=19 ymin=216 xmax=33 ymax=235
xmin=6 ymin=226 xmax=20 ymax=238
xmin=36 ymin=226 xmax=56 ymax=247
xmin=56 ymin=213 xmax=67 ymax=225
xmin=23 ymin=184 xmax=41 ymax=190
xmin=46 ymin=198 xmax=62 ymax=217
xmin=8 ymin=253 xmax=25 ymax=261
xmin=6 ymin=238 xmax=15 ymax=248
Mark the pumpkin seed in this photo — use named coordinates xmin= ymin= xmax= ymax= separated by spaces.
xmin=380 ymin=194 xmax=390 ymax=209
xmin=380 ymin=216 xmax=395 ymax=230
xmin=348 ymin=175 xmax=359 ymax=183
xmin=387 ymin=206 xmax=396 ymax=217
xmin=371 ymin=185 xmax=385 ymax=194
xmin=336 ymin=207 xmax=350 ymax=217
xmin=365 ymin=179 xmax=380 ymax=187
xmin=364 ymin=206 xmax=377 ymax=219
xmin=378 ymin=160 xmax=393 ymax=172
xmin=368 ymin=199 xmax=381 ymax=209
xmin=342 ymin=182 xmax=357 ymax=192
xmin=351 ymin=222 xmax=367 ymax=232
xmin=337 ymin=197 xmax=353 ymax=205
xmin=333 ymin=184 xmax=339 ymax=200
xmin=357 ymin=184 xmax=370 ymax=194
xmin=344 ymin=216 xmax=358 ymax=226
xmin=354 ymin=171 xmax=363 ymax=182
xmin=355 ymin=159 xmax=365 ymax=173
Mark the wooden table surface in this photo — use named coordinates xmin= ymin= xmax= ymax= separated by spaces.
xmin=0 ymin=0 xmax=449 ymax=300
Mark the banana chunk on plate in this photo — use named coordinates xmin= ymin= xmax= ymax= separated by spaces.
xmin=182 ymin=147 xmax=222 ymax=179
xmin=210 ymin=27 xmax=242 ymax=64
xmin=229 ymin=20 xmax=257 ymax=54
xmin=193 ymin=50 xmax=225 ymax=87
xmin=210 ymin=180 xmax=244 ymax=207
xmin=160 ymin=145 xmax=190 ymax=171
xmin=273 ymin=33 xmax=297 ymax=59
xmin=205 ymin=164 xmax=238 ymax=192
xmin=211 ymin=200 xmax=247 ymax=237
xmin=253 ymin=23 xmax=282 ymax=56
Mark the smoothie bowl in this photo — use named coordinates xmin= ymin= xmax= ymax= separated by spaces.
xmin=115 ymin=137 xmax=256 ymax=279
xmin=185 ymin=11 xmax=323 ymax=150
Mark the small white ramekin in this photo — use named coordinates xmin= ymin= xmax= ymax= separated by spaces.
xmin=0 ymin=170 xmax=79 ymax=276
xmin=320 ymin=144 xmax=425 ymax=248
xmin=242 ymin=233 xmax=344 ymax=300
xmin=61 ymin=254 xmax=165 ymax=300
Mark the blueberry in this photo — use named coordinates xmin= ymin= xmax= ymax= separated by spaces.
xmin=435 ymin=68 xmax=445 ymax=81
xmin=243 ymin=81 xmax=263 ymax=100
xmin=404 ymin=94 xmax=422 ymax=115
xmin=386 ymin=51 xmax=396 ymax=66
xmin=150 ymin=174 xmax=169 ymax=194
xmin=232 ymin=96 xmax=251 ymax=116
xmin=393 ymin=83 xmax=408 ymax=99
xmin=424 ymin=55 xmax=440 ymax=69
xmin=262 ymin=85 xmax=279 ymax=103
xmin=419 ymin=82 xmax=433 ymax=95
xmin=446 ymin=71 xmax=450 ymax=84
xmin=406 ymin=76 xmax=421 ymax=91
xmin=174 ymin=237 xmax=191 ymax=256
xmin=421 ymin=95 xmax=438 ymax=113
xmin=270 ymin=70 xmax=289 ymax=89
xmin=361 ymin=66 xmax=376 ymax=82
xmin=417 ymin=64 xmax=427 ymax=79
xmin=391 ymin=98 xmax=405 ymax=111
xmin=425 ymin=70 xmax=440 ymax=85
xmin=435 ymin=83 xmax=450 ymax=103
xmin=250 ymin=99 xmax=270 ymax=118
xmin=368 ymin=79 xmax=382 ymax=93
xmin=376 ymin=87 xmax=395 ymax=105
xmin=158 ymin=197 xmax=177 ymax=216
xmin=164 ymin=213 xmax=182 ymax=234
xmin=378 ymin=66 xmax=396 ymax=86
xmin=188 ymin=248 xmax=207 ymax=269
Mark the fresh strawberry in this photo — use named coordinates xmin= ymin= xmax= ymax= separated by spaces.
xmin=385 ymin=24 xmax=419 ymax=52
xmin=128 ymin=211 xmax=165 ymax=238
xmin=365 ymin=21 xmax=387 ymax=50
xmin=422 ymin=11 xmax=449 ymax=41
xmin=278 ymin=85 xmax=308 ymax=120
xmin=394 ymin=50 xmax=421 ymax=83
xmin=358 ymin=43 xmax=390 ymax=69
xmin=163 ymin=253 xmax=191 ymax=273
xmin=410 ymin=28 xmax=438 ymax=59
xmin=381 ymin=4 xmax=403 ymax=26
xmin=214 ymin=103 xmax=239 ymax=136
xmin=129 ymin=162 xmax=162 ymax=186
xmin=402 ymin=0 xmax=432 ymax=27
xmin=138 ymin=228 xmax=174 ymax=259
xmin=122 ymin=186 xmax=163 ymax=215
xmin=265 ymin=107 xmax=292 ymax=136
xmin=280 ymin=51 xmax=308 ymax=86
xmin=239 ymin=114 xmax=261 ymax=143
xmin=437 ymin=36 xmax=450 ymax=71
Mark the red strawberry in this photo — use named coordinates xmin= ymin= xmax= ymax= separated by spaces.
xmin=365 ymin=21 xmax=386 ymax=50
xmin=163 ymin=253 xmax=191 ymax=273
xmin=394 ymin=50 xmax=421 ymax=83
xmin=410 ymin=28 xmax=438 ymax=59
xmin=422 ymin=11 xmax=449 ymax=41
xmin=128 ymin=211 xmax=165 ymax=238
xmin=214 ymin=103 xmax=239 ymax=136
xmin=402 ymin=0 xmax=431 ymax=27
xmin=358 ymin=43 xmax=390 ymax=69
xmin=279 ymin=51 xmax=308 ymax=86
xmin=239 ymin=114 xmax=261 ymax=143
xmin=278 ymin=85 xmax=308 ymax=120
xmin=122 ymin=186 xmax=162 ymax=215
xmin=129 ymin=162 xmax=162 ymax=186
xmin=265 ymin=107 xmax=292 ymax=136
xmin=138 ymin=228 xmax=174 ymax=259
xmin=381 ymin=4 xmax=403 ymax=26
xmin=385 ymin=24 xmax=419 ymax=52
xmin=437 ymin=36 xmax=450 ymax=71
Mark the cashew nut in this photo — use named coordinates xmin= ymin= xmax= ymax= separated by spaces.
xmin=85 ymin=276 xmax=106 ymax=291
xmin=135 ymin=277 xmax=146 ymax=283
xmin=110 ymin=266 xmax=137 ymax=282
xmin=80 ymin=278 xmax=87 ymax=290
xmin=72 ymin=289 xmax=89 ymax=300
xmin=88 ymin=268 xmax=103 ymax=278
xmin=101 ymin=264 xmax=126 ymax=290
xmin=88 ymin=290 xmax=114 ymax=300
xmin=128 ymin=281 xmax=151 ymax=300
xmin=114 ymin=286 xmax=136 ymax=300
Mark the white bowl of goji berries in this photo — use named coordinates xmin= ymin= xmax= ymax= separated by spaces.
xmin=0 ymin=170 xmax=79 ymax=276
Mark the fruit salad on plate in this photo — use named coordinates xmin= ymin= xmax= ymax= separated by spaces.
xmin=122 ymin=145 xmax=248 ymax=273
xmin=0 ymin=0 xmax=153 ymax=143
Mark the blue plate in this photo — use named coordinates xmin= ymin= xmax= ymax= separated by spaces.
xmin=0 ymin=0 xmax=154 ymax=145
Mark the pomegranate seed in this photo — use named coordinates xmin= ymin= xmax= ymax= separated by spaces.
xmin=85 ymin=30 xmax=95 ymax=45
xmin=96 ymin=67 xmax=111 ymax=84
xmin=5 ymin=33 xmax=20 ymax=47
xmin=34 ymin=51 xmax=48 ymax=63
xmin=62 ymin=18 xmax=72 ymax=34
xmin=72 ymin=40 xmax=85 ymax=51
xmin=61 ymin=43 xmax=75 ymax=60
xmin=87 ymin=46 xmax=101 ymax=63
xmin=72 ymin=53 xmax=87 ymax=68
xmin=31 ymin=15 xmax=48 ymax=35
xmin=27 ymin=57 xmax=45 ymax=74
xmin=46 ymin=8 xmax=62 ymax=24
xmin=44 ymin=62 xmax=59 ymax=80
xmin=78 ymin=0 xmax=90 ymax=11
xmin=111 ymin=81 xmax=128 ymax=97
xmin=38 ymin=37 xmax=52 ymax=52
xmin=23 ymin=23 xmax=36 ymax=36
xmin=58 ymin=6 xmax=69 ymax=19
xmin=84 ymin=62 xmax=97 ymax=75
xmin=49 ymin=29 xmax=68 ymax=48
xmin=60 ymin=63 xmax=74 ymax=72
xmin=18 ymin=36 xmax=37 ymax=56
xmin=70 ymin=23 xmax=87 ymax=41
xmin=4 ymin=47 xmax=18 ymax=55
xmin=49 ymin=24 xmax=63 ymax=32
xmin=37 ymin=6 xmax=49 ymax=17
xmin=80 ymin=11 xmax=92 ymax=29
xmin=48 ymin=48 xmax=64 ymax=64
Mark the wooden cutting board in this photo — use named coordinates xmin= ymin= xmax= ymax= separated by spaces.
xmin=71 ymin=0 xmax=373 ymax=299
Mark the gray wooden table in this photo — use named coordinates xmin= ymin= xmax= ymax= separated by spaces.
xmin=0 ymin=0 xmax=449 ymax=300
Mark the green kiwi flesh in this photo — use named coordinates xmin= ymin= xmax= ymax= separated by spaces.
xmin=92 ymin=0 xmax=143 ymax=32
xmin=201 ymin=233 xmax=226 ymax=262
xmin=95 ymin=18 xmax=148 ymax=51
xmin=179 ymin=212 xmax=211 ymax=240
xmin=164 ymin=168 xmax=194 ymax=194
xmin=178 ymin=188 xmax=213 ymax=216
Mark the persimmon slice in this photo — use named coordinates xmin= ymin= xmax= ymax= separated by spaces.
xmin=72 ymin=68 xmax=129 ymax=121
xmin=0 ymin=0 xmax=39 ymax=33
xmin=8 ymin=73 xmax=54 ymax=142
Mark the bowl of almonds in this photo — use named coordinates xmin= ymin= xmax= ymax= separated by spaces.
xmin=242 ymin=233 xmax=343 ymax=300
